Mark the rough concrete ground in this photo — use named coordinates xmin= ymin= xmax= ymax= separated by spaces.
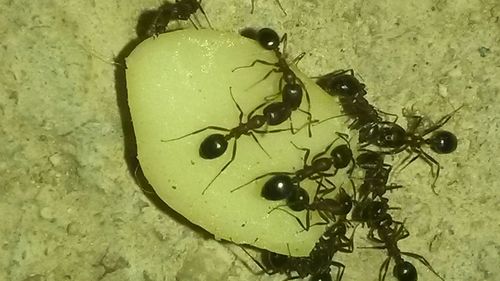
xmin=0 ymin=0 xmax=499 ymax=281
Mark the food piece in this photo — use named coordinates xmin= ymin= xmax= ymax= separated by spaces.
xmin=126 ymin=29 xmax=350 ymax=256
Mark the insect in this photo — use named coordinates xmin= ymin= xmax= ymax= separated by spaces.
xmin=356 ymin=151 xmax=403 ymax=200
xmin=144 ymin=0 xmax=213 ymax=37
xmin=364 ymin=214 xmax=445 ymax=281
xmin=358 ymin=107 xmax=460 ymax=193
xmin=234 ymin=28 xmax=313 ymax=136
xmin=242 ymin=220 xmax=354 ymax=281
xmin=276 ymin=184 xmax=353 ymax=231
xmin=230 ymin=133 xmax=354 ymax=202
xmin=316 ymin=69 xmax=388 ymax=129
xmin=162 ymin=87 xmax=295 ymax=194
xmin=250 ymin=0 xmax=287 ymax=15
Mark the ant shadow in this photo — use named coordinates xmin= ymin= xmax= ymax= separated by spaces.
xmin=112 ymin=9 xmax=212 ymax=240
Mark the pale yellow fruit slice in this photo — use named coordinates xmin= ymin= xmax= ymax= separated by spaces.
xmin=126 ymin=29 xmax=350 ymax=256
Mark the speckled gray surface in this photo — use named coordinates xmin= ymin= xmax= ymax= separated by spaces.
xmin=1 ymin=0 xmax=499 ymax=281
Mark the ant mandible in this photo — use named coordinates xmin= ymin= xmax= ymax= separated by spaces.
xmin=162 ymin=87 xmax=295 ymax=194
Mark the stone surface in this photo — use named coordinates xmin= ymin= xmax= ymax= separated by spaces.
xmin=0 ymin=0 xmax=499 ymax=280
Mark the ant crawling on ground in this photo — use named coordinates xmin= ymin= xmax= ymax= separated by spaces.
xmin=362 ymin=214 xmax=445 ymax=281
xmin=316 ymin=69 xmax=397 ymax=129
xmin=230 ymin=133 xmax=354 ymax=203
xmin=358 ymin=106 xmax=461 ymax=193
xmin=250 ymin=0 xmax=287 ymax=15
xmin=242 ymin=220 xmax=354 ymax=281
xmin=235 ymin=28 xmax=314 ymax=136
xmin=162 ymin=87 xmax=298 ymax=194
xmin=142 ymin=0 xmax=213 ymax=37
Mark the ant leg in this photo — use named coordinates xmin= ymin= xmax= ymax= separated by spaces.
xmin=202 ymin=139 xmax=238 ymax=195
xmin=249 ymin=132 xmax=271 ymax=158
xmin=196 ymin=0 xmax=214 ymax=29
xmin=232 ymin=59 xmax=276 ymax=72
xmin=289 ymin=141 xmax=311 ymax=167
xmin=421 ymin=105 xmax=463 ymax=137
xmin=379 ymin=257 xmax=391 ymax=281
xmin=230 ymin=171 xmax=294 ymax=192
xmin=272 ymin=207 xmax=309 ymax=231
xmin=401 ymin=252 xmax=445 ymax=281
xmin=419 ymin=150 xmax=441 ymax=194
xmin=188 ymin=16 xmax=200 ymax=30
xmin=331 ymin=261 xmax=345 ymax=281
xmin=274 ymin=0 xmax=287 ymax=15
xmin=297 ymin=78 xmax=312 ymax=137
xmin=291 ymin=52 xmax=306 ymax=65
xmin=162 ymin=126 xmax=230 ymax=142
xmin=250 ymin=0 xmax=255 ymax=14
xmin=312 ymin=114 xmax=348 ymax=126
xmin=229 ymin=87 xmax=245 ymax=122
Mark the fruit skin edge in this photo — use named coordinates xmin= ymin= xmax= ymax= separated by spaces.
xmin=126 ymin=29 xmax=351 ymax=256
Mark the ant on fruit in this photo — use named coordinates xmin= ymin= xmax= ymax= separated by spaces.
xmin=230 ymin=133 xmax=354 ymax=201
xmin=358 ymin=106 xmax=461 ymax=193
xmin=143 ymin=0 xmax=213 ymax=37
xmin=250 ymin=0 xmax=287 ymax=15
xmin=162 ymin=87 xmax=297 ymax=194
xmin=362 ymin=214 xmax=445 ymax=281
xmin=235 ymin=28 xmax=313 ymax=136
xmin=242 ymin=220 xmax=354 ymax=281
xmin=271 ymin=181 xmax=354 ymax=231
xmin=316 ymin=69 xmax=395 ymax=129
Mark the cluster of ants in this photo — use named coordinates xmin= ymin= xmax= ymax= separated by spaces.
xmin=138 ymin=1 xmax=460 ymax=281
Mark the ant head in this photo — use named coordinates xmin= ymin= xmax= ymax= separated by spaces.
xmin=317 ymin=73 xmax=365 ymax=97
xmin=199 ymin=134 xmax=228 ymax=159
xmin=393 ymin=260 xmax=417 ymax=281
xmin=428 ymin=130 xmax=457 ymax=154
xmin=257 ymin=28 xmax=280 ymax=50
xmin=261 ymin=174 xmax=295 ymax=200
xmin=286 ymin=187 xmax=310 ymax=211
xmin=310 ymin=272 xmax=333 ymax=281
xmin=330 ymin=144 xmax=353 ymax=169
xmin=380 ymin=124 xmax=406 ymax=148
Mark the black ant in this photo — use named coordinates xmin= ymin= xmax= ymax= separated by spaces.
xmin=144 ymin=0 xmax=213 ymax=37
xmin=234 ymin=28 xmax=313 ymax=136
xmin=162 ymin=87 xmax=295 ymax=194
xmin=250 ymin=0 xmax=287 ymax=16
xmin=358 ymin=107 xmax=460 ymax=193
xmin=230 ymin=133 xmax=354 ymax=201
xmin=273 ymin=183 xmax=353 ymax=231
xmin=242 ymin=220 xmax=354 ymax=281
xmin=316 ymin=69 xmax=390 ymax=129
xmin=356 ymin=151 xmax=403 ymax=200
xmin=363 ymin=214 xmax=445 ymax=281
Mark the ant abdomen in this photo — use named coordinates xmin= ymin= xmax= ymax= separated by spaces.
xmin=261 ymin=174 xmax=295 ymax=200
xmin=282 ymin=84 xmax=303 ymax=110
xmin=393 ymin=261 xmax=418 ymax=281
xmin=427 ymin=130 xmax=457 ymax=154
xmin=263 ymin=102 xmax=291 ymax=125
xmin=199 ymin=134 xmax=227 ymax=159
